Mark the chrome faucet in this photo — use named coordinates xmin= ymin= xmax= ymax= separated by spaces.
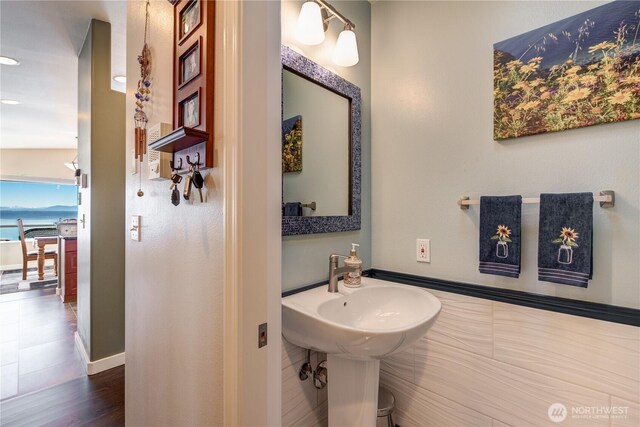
xmin=328 ymin=253 xmax=358 ymax=293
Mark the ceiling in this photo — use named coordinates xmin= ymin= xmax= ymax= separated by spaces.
xmin=0 ymin=0 xmax=126 ymax=149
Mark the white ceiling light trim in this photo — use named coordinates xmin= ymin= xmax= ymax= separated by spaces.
xmin=113 ymin=75 xmax=126 ymax=83
xmin=0 ymin=56 xmax=20 ymax=65
xmin=1 ymin=99 xmax=20 ymax=105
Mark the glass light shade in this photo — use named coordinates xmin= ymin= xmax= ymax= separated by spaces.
xmin=295 ymin=2 xmax=325 ymax=46
xmin=332 ymin=29 xmax=359 ymax=67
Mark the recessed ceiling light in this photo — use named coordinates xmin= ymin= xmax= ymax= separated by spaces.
xmin=0 ymin=99 xmax=20 ymax=105
xmin=113 ymin=75 xmax=126 ymax=83
xmin=0 ymin=56 xmax=20 ymax=65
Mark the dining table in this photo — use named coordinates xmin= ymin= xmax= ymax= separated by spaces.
xmin=33 ymin=236 xmax=59 ymax=280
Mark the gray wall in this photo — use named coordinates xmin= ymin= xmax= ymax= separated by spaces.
xmin=77 ymin=19 xmax=126 ymax=360
xmin=371 ymin=1 xmax=640 ymax=308
xmin=281 ymin=0 xmax=372 ymax=291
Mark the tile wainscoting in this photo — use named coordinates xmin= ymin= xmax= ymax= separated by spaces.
xmin=282 ymin=338 xmax=328 ymax=426
xmin=382 ymin=288 xmax=639 ymax=427
xmin=282 ymin=287 xmax=639 ymax=426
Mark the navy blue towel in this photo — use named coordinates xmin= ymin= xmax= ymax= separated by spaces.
xmin=538 ymin=193 xmax=593 ymax=288
xmin=479 ymin=196 xmax=522 ymax=278
xmin=283 ymin=202 xmax=302 ymax=217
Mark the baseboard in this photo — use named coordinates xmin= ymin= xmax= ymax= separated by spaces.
xmin=0 ymin=263 xmax=23 ymax=272
xmin=74 ymin=331 xmax=125 ymax=375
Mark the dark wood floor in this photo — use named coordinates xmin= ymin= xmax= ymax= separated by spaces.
xmin=0 ymin=365 xmax=124 ymax=426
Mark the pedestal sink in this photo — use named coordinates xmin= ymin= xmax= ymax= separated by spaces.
xmin=282 ymin=277 xmax=441 ymax=426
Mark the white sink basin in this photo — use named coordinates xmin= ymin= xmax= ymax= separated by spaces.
xmin=282 ymin=277 xmax=441 ymax=360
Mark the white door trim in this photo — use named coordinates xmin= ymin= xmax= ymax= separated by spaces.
xmin=221 ymin=1 xmax=282 ymax=425
xmin=221 ymin=0 xmax=242 ymax=425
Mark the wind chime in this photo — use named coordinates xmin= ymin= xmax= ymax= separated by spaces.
xmin=134 ymin=0 xmax=152 ymax=197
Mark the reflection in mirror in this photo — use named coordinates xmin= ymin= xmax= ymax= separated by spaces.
xmin=281 ymin=45 xmax=360 ymax=236
xmin=282 ymin=69 xmax=350 ymax=217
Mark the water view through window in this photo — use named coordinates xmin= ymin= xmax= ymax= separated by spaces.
xmin=0 ymin=181 xmax=78 ymax=241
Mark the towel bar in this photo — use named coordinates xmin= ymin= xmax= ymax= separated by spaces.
xmin=458 ymin=191 xmax=614 ymax=210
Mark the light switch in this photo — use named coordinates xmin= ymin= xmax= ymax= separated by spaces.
xmin=131 ymin=215 xmax=141 ymax=241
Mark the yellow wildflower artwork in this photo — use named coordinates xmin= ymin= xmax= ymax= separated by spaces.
xmin=282 ymin=115 xmax=303 ymax=173
xmin=493 ymin=1 xmax=640 ymax=140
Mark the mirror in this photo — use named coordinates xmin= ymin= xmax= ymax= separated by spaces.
xmin=283 ymin=70 xmax=349 ymax=216
xmin=281 ymin=45 xmax=361 ymax=236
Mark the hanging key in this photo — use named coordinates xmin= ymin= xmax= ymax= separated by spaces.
xmin=169 ymin=172 xmax=183 ymax=206
xmin=171 ymin=185 xmax=180 ymax=206
xmin=170 ymin=171 xmax=183 ymax=186
xmin=192 ymin=166 xmax=204 ymax=203
xmin=183 ymin=166 xmax=193 ymax=200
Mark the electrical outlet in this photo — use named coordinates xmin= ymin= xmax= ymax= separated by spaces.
xmin=416 ymin=239 xmax=430 ymax=263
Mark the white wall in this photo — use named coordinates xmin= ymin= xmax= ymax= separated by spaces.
xmin=0 ymin=149 xmax=77 ymax=184
xmin=125 ymin=1 xmax=223 ymax=424
xmin=126 ymin=1 xmax=283 ymax=424
xmin=281 ymin=0 xmax=372 ymax=291
xmin=371 ymin=1 xmax=640 ymax=308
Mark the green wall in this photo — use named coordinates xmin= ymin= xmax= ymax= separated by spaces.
xmin=77 ymin=19 xmax=126 ymax=360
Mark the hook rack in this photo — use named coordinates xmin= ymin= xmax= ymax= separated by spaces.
xmin=169 ymin=158 xmax=183 ymax=171
xmin=458 ymin=190 xmax=615 ymax=210
xmin=186 ymin=152 xmax=201 ymax=167
xmin=301 ymin=201 xmax=317 ymax=211
xmin=172 ymin=141 xmax=207 ymax=175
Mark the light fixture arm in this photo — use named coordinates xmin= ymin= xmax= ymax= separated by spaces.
xmin=315 ymin=0 xmax=355 ymax=30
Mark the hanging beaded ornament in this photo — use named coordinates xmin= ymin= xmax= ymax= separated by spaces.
xmin=134 ymin=0 xmax=152 ymax=197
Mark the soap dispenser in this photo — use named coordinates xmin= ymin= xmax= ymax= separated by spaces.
xmin=343 ymin=243 xmax=363 ymax=287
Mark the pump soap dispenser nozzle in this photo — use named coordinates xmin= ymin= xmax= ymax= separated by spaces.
xmin=343 ymin=243 xmax=362 ymax=288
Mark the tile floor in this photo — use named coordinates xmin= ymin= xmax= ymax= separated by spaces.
xmin=0 ymin=287 xmax=84 ymax=401
xmin=0 ymin=266 xmax=57 ymax=294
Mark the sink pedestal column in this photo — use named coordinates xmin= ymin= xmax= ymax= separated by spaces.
xmin=327 ymin=354 xmax=380 ymax=427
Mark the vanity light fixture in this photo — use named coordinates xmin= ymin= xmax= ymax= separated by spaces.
xmin=113 ymin=75 xmax=127 ymax=83
xmin=294 ymin=0 xmax=359 ymax=67
xmin=0 ymin=56 xmax=20 ymax=65
xmin=0 ymin=99 xmax=20 ymax=105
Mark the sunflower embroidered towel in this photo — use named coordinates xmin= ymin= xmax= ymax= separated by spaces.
xmin=538 ymin=193 xmax=593 ymax=288
xmin=479 ymin=195 xmax=522 ymax=278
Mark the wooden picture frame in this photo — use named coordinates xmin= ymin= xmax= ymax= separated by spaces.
xmin=179 ymin=90 xmax=201 ymax=128
xmin=152 ymin=0 xmax=214 ymax=168
xmin=178 ymin=0 xmax=201 ymax=45
xmin=178 ymin=37 xmax=201 ymax=88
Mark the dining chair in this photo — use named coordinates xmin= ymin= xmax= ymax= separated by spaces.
xmin=17 ymin=219 xmax=58 ymax=281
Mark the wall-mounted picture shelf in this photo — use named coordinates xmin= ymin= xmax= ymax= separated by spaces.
xmin=148 ymin=126 xmax=211 ymax=169
xmin=151 ymin=0 xmax=214 ymax=169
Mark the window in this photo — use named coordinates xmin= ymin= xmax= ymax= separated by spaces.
xmin=0 ymin=181 xmax=78 ymax=241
